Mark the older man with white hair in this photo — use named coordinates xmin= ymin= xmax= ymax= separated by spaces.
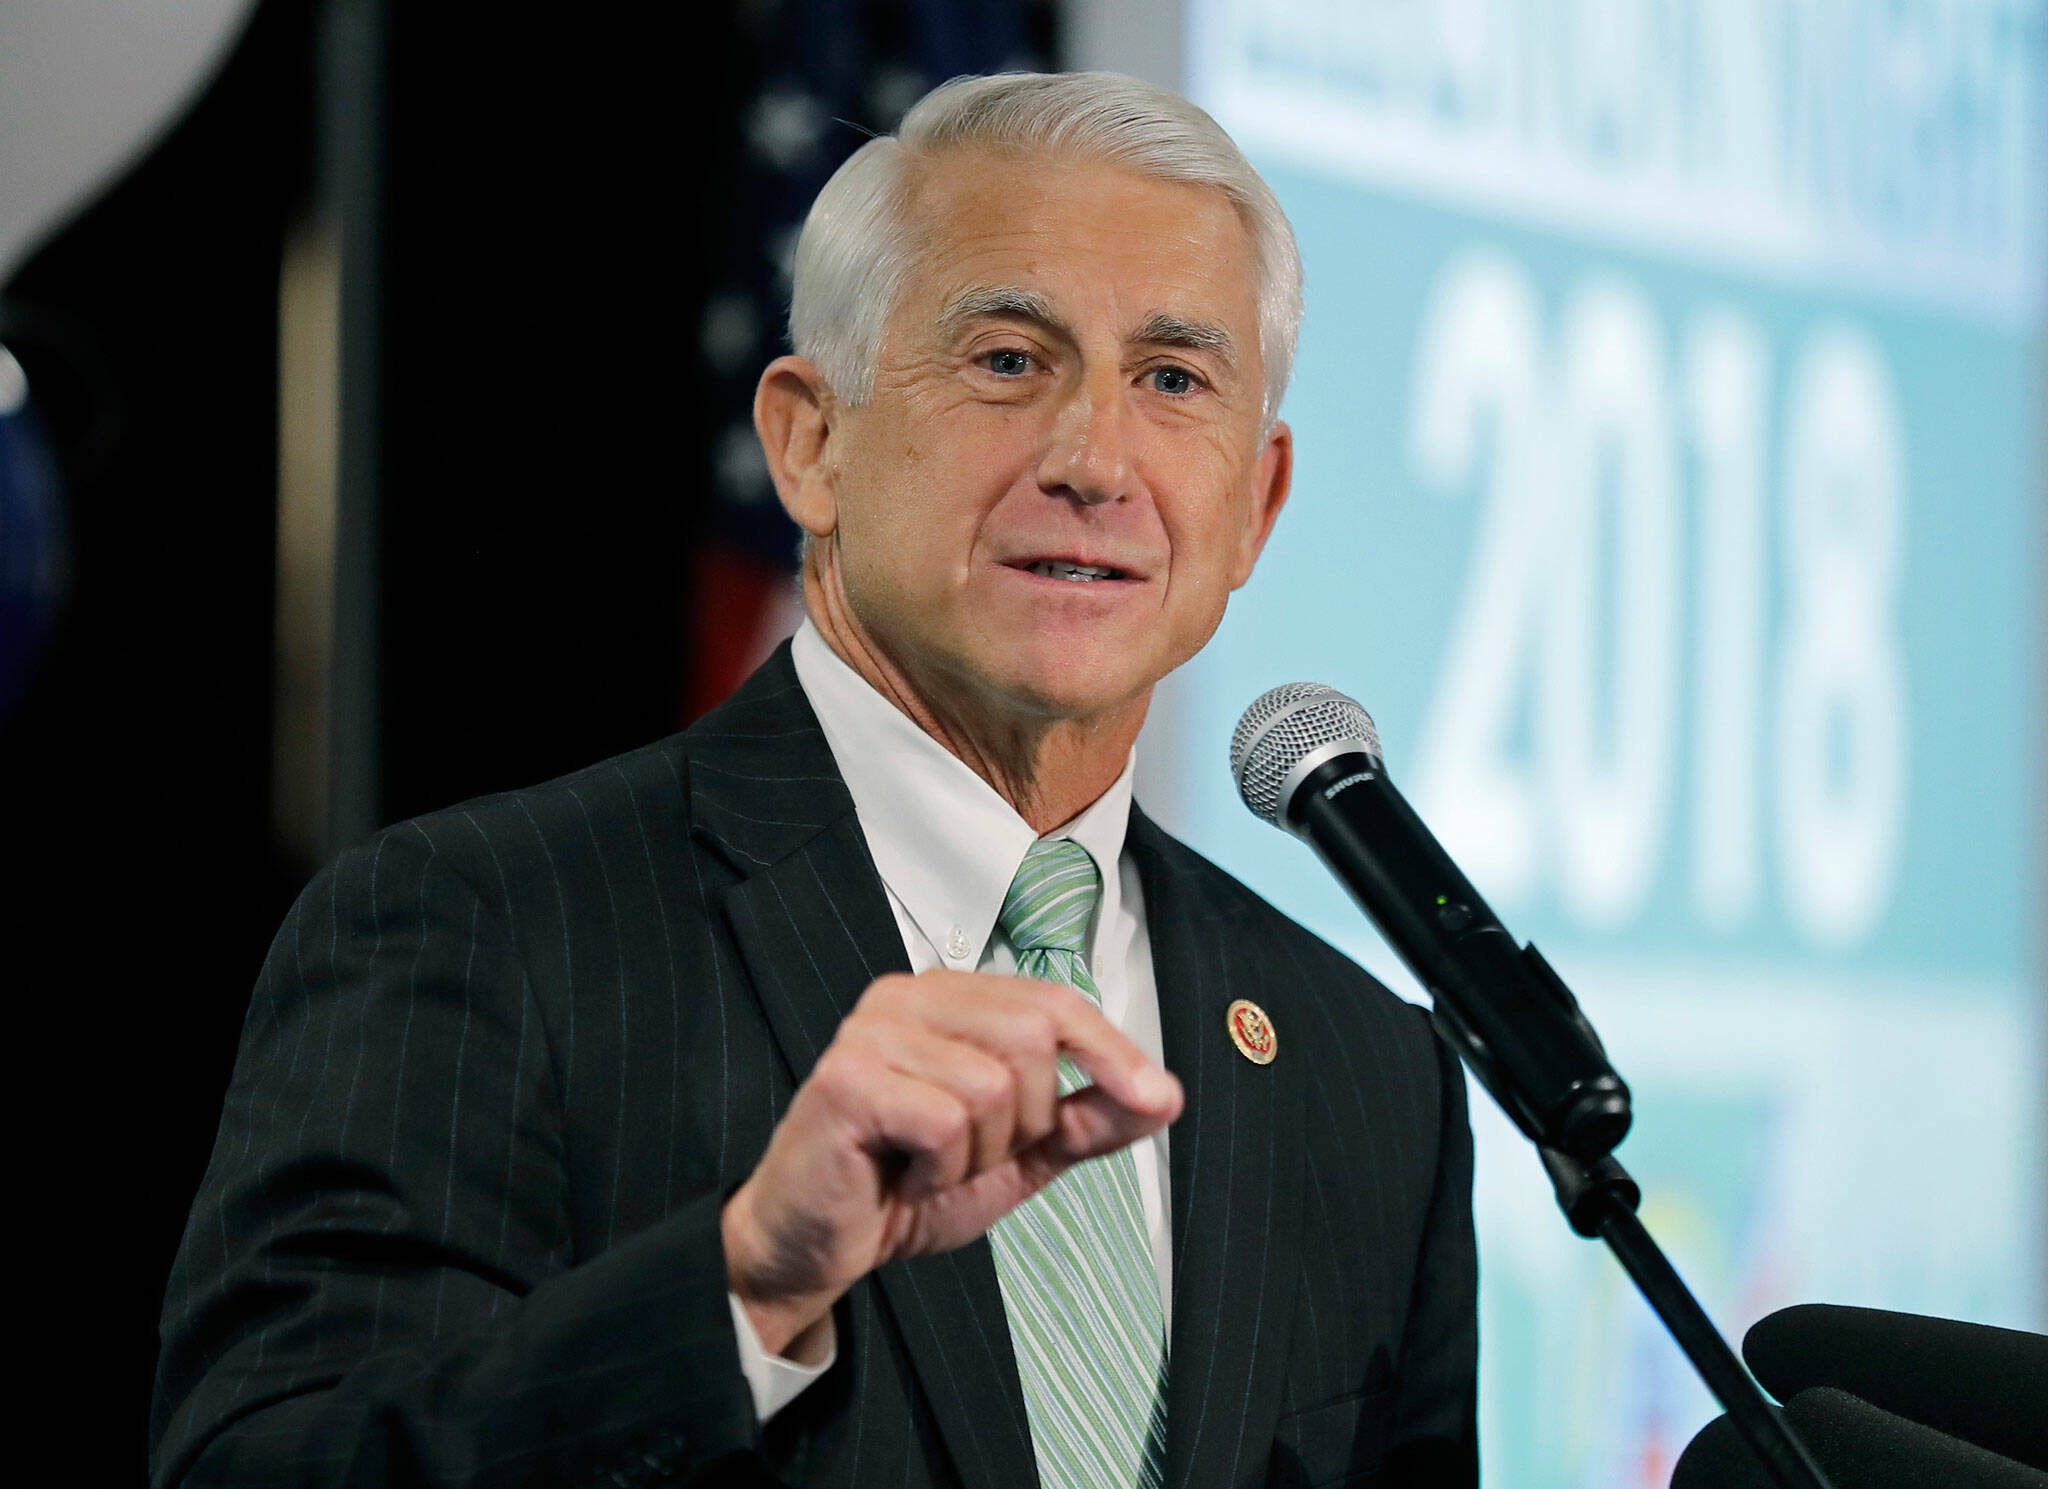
xmin=154 ymin=72 xmax=1477 ymax=1489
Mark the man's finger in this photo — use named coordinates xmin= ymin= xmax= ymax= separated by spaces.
xmin=815 ymin=1048 xmax=976 ymax=1202
xmin=1003 ymin=1079 xmax=1182 ymax=1203
xmin=1053 ymin=1079 xmax=1181 ymax=1159
xmin=837 ymin=1019 xmax=1020 ymax=1179
xmin=1036 ymin=994 xmax=1181 ymax=1119
xmin=879 ymin=972 xmax=1175 ymax=1122
xmin=924 ymin=1077 xmax=1179 ymax=1242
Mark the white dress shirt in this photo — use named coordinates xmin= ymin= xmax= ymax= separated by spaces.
xmin=726 ymin=621 xmax=1174 ymax=1422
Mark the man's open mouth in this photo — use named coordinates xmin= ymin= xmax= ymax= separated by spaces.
xmin=1023 ymin=561 xmax=1128 ymax=582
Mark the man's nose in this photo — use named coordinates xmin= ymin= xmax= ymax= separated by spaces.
xmin=1036 ymin=373 xmax=1134 ymax=506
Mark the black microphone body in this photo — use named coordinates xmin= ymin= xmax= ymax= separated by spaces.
xmin=1283 ymin=749 xmax=1632 ymax=1159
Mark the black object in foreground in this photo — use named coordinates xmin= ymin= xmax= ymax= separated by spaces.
xmin=1673 ymin=1385 xmax=2048 ymax=1488
xmin=1744 ymin=1304 xmax=2048 ymax=1475
xmin=1232 ymin=682 xmax=1837 ymax=1489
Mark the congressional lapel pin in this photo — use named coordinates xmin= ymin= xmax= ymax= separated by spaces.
xmin=1225 ymin=998 xmax=1277 ymax=1065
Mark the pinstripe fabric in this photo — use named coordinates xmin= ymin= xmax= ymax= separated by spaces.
xmin=988 ymin=840 xmax=1167 ymax=1489
xmin=150 ymin=643 xmax=1477 ymax=1489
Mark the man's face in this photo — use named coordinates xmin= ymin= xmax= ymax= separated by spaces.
xmin=807 ymin=149 xmax=1291 ymax=724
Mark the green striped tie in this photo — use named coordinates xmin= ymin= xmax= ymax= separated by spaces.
xmin=989 ymin=838 xmax=1167 ymax=1489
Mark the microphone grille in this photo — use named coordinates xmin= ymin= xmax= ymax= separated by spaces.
xmin=1230 ymin=682 xmax=1382 ymax=825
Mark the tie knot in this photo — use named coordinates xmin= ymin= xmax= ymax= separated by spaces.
xmin=999 ymin=838 xmax=1101 ymax=955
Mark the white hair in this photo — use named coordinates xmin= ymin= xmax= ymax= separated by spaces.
xmin=787 ymin=71 xmax=1304 ymax=424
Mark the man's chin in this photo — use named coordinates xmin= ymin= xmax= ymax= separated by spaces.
xmin=964 ymin=651 xmax=1160 ymax=728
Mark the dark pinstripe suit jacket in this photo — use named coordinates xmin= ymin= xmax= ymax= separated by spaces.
xmin=152 ymin=644 xmax=1477 ymax=1489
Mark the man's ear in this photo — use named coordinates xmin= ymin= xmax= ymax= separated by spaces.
xmin=754 ymin=355 xmax=840 ymax=538
xmin=1230 ymin=418 xmax=1293 ymax=589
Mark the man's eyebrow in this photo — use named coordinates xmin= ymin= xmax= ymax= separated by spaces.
xmin=934 ymin=290 xmax=1238 ymax=371
xmin=1133 ymin=312 xmax=1237 ymax=368
xmin=935 ymin=285 xmax=1070 ymax=340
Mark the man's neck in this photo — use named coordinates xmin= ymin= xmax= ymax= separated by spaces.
xmin=801 ymin=559 xmax=1146 ymax=834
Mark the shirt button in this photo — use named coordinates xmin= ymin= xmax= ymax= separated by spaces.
xmin=945 ymin=926 xmax=971 ymax=961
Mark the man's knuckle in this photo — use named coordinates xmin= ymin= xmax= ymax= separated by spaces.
xmin=1017 ymin=1101 xmax=1057 ymax=1142
xmin=929 ymin=1100 xmax=971 ymax=1149
xmin=1018 ymin=1010 xmax=1059 ymax=1059
xmin=862 ymin=972 xmax=912 ymax=1007
xmin=816 ymin=1044 xmax=880 ymax=1099
xmin=831 ymin=1020 xmax=880 ymax=1059
xmin=965 ymin=1059 xmax=1014 ymax=1111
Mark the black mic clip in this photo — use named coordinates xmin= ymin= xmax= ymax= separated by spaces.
xmin=1539 ymin=1147 xmax=1641 ymax=1239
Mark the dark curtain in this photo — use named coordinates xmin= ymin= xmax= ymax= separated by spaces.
xmin=0 ymin=2 xmax=1055 ymax=1480
xmin=0 ymin=7 xmax=314 ymax=1485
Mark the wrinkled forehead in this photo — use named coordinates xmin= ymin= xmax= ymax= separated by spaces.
xmin=897 ymin=144 xmax=1261 ymax=337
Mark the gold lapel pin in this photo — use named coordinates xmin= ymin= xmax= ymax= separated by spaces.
xmin=1225 ymin=998 xmax=1277 ymax=1065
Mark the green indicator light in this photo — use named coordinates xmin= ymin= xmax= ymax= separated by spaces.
xmin=1434 ymin=894 xmax=1448 ymax=906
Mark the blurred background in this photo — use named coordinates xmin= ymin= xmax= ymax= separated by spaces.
xmin=1 ymin=1 xmax=2040 ymax=1484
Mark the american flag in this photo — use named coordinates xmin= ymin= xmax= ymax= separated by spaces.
xmin=685 ymin=0 xmax=1057 ymax=719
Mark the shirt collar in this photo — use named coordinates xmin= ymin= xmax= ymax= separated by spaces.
xmin=789 ymin=619 xmax=1134 ymax=964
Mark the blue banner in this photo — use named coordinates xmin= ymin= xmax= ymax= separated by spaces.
xmin=1167 ymin=2 xmax=2047 ymax=1481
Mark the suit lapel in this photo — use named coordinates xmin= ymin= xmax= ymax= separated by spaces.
xmin=1132 ymin=811 xmax=1305 ymax=1489
xmin=688 ymin=648 xmax=1039 ymax=1489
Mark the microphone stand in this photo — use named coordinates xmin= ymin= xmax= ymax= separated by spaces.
xmin=1232 ymin=712 xmax=1839 ymax=1487
xmin=1536 ymin=1146 xmax=1837 ymax=1489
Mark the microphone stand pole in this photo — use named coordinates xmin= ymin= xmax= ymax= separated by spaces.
xmin=1536 ymin=1147 xmax=1837 ymax=1489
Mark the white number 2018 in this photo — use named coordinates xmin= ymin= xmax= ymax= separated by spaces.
xmin=1406 ymin=253 xmax=1905 ymax=947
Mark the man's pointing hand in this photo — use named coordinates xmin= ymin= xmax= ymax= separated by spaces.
xmin=719 ymin=969 xmax=1183 ymax=1357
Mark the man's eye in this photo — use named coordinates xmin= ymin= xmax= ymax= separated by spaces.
xmin=986 ymin=349 xmax=1033 ymax=377
xmin=1150 ymin=366 xmax=1196 ymax=396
